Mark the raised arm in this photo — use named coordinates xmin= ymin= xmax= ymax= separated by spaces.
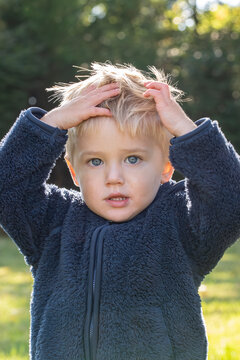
xmin=0 ymin=83 xmax=120 ymax=266
xmin=0 ymin=108 xmax=73 ymax=265
xmin=169 ymin=118 xmax=240 ymax=276
xmin=143 ymin=82 xmax=240 ymax=276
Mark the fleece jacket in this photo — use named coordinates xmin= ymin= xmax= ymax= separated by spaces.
xmin=0 ymin=107 xmax=240 ymax=360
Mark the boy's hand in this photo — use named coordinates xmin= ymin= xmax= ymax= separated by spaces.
xmin=41 ymin=83 xmax=120 ymax=130
xmin=143 ymin=81 xmax=197 ymax=137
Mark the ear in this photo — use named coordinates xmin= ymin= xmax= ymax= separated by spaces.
xmin=64 ymin=157 xmax=80 ymax=187
xmin=161 ymin=161 xmax=174 ymax=184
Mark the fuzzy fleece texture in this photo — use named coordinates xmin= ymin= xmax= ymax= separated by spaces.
xmin=0 ymin=107 xmax=240 ymax=360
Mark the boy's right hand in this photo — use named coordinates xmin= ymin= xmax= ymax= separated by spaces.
xmin=40 ymin=83 xmax=120 ymax=130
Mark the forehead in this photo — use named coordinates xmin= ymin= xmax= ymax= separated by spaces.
xmin=75 ymin=117 xmax=158 ymax=155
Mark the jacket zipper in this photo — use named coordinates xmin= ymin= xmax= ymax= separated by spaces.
xmin=84 ymin=224 xmax=110 ymax=360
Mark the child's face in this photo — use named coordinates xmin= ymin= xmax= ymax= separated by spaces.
xmin=68 ymin=118 xmax=172 ymax=223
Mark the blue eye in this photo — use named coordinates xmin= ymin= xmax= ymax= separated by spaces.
xmin=89 ymin=158 xmax=102 ymax=166
xmin=126 ymin=156 xmax=140 ymax=164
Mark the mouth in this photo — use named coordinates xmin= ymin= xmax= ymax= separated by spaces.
xmin=105 ymin=193 xmax=130 ymax=207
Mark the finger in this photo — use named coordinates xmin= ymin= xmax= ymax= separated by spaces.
xmin=96 ymin=82 xmax=120 ymax=93
xmin=144 ymin=81 xmax=169 ymax=91
xmin=81 ymin=84 xmax=97 ymax=95
xmin=143 ymin=89 xmax=169 ymax=104
xmin=83 ymin=82 xmax=119 ymax=96
xmin=143 ymin=86 xmax=170 ymax=102
xmin=90 ymin=107 xmax=112 ymax=117
xmin=143 ymin=89 xmax=161 ymax=98
xmin=93 ymin=88 xmax=120 ymax=104
xmin=143 ymin=81 xmax=153 ymax=86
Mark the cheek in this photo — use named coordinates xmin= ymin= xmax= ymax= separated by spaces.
xmin=129 ymin=171 xmax=160 ymax=200
xmin=134 ymin=167 xmax=161 ymax=188
xmin=78 ymin=172 xmax=104 ymax=202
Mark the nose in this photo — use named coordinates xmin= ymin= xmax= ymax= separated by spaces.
xmin=105 ymin=163 xmax=125 ymax=185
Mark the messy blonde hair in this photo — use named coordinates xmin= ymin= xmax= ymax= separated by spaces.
xmin=47 ymin=62 xmax=184 ymax=167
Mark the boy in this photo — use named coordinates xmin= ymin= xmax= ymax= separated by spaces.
xmin=0 ymin=62 xmax=239 ymax=360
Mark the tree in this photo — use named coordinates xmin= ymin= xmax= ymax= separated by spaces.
xmin=1 ymin=0 xmax=239 ymax=187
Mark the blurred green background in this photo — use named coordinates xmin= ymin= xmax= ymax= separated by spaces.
xmin=0 ymin=0 xmax=240 ymax=359
xmin=1 ymin=0 xmax=240 ymax=188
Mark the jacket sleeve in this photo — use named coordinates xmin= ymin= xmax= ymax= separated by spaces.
xmin=0 ymin=107 xmax=77 ymax=266
xmin=169 ymin=118 xmax=240 ymax=277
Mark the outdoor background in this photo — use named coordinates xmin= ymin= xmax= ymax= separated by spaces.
xmin=0 ymin=0 xmax=240 ymax=359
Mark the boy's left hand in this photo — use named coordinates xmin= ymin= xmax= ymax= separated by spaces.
xmin=143 ymin=81 xmax=197 ymax=137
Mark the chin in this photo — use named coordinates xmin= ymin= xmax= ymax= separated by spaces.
xmin=102 ymin=210 xmax=139 ymax=223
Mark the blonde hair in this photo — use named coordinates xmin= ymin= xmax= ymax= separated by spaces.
xmin=47 ymin=62 xmax=184 ymax=167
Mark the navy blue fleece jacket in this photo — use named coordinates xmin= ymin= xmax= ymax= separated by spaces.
xmin=0 ymin=107 xmax=240 ymax=360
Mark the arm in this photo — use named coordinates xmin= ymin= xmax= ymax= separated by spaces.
xmin=143 ymin=82 xmax=240 ymax=276
xmin=0 ymin=108 xmax=72 ymax=266
xmin=169 ymin=118 xmax=240 ymax=276
xmin=0 ymin=83 xmax=120 ymax=266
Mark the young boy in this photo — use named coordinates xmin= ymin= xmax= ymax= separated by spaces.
xmin=0 ymin=62 xmax=239 ymax=360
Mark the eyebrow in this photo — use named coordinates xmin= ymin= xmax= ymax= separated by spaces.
xmin=78 ymin=148 xmax=149 ymax=158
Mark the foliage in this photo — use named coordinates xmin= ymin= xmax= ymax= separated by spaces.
xmin=0 ymin=0 xmax=240 ymax=187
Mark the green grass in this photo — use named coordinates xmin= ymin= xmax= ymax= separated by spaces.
xmin=0 ymin=236 xmax=240 ymax=359
xmin=200 ymin=241 xmax=240 ymax=359
xmin=0 ymin=237 xmax=32 ymax=360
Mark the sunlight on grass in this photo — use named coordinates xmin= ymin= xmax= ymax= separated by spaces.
xmin=0 ymin=236 xmax=240 ymax=359
xmin=0 ymin=238 xmax=32 ymax=360
xmin=200 ymin=239 xmax=240 ymax=359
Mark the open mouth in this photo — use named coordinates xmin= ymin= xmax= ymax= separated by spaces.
xmin=108 ymin=197 xmax=128 ymax=201
xmin=105 ymin=196 xmax=129 ymax=207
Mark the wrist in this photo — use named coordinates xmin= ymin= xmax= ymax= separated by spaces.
xmin=174 ymin=119 xmax=197 ymax=137
xmin=41 ymin=109 xmax=64 ymax=129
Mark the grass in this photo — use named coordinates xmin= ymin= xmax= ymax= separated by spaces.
xmin=200 ymin=242 xmax=240 ymax=359
xmin=0 ymin=236 xmax=240 ymax=359
xmin=0 ymin=237 xmax=32 ymax=360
